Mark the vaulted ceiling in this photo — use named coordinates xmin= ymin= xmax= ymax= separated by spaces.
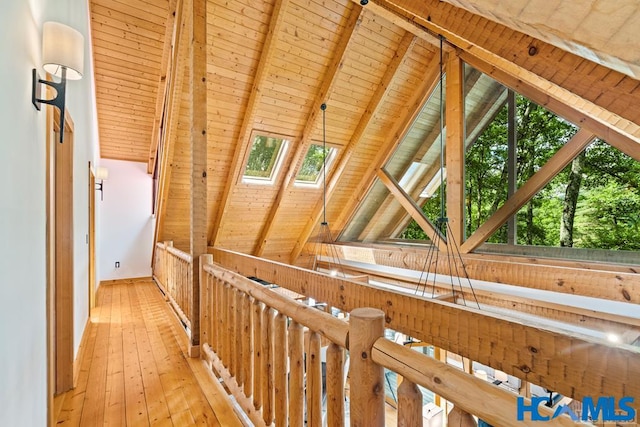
xmin=89 ymin=0 xmax=640 ymax=262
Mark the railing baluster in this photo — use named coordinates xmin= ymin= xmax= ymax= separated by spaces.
xmin=288 ymin=320 xmax=304 ymax=427
xmin=242 ymin=293 xmax=253 ymax=399
xmin=448 ymin=405 xmax=477 ymax=427
xmin=229 ymin=287 xmax=237 ymax=377
xmin=262 ymin=306 xmax=275 ymax=425
xmin=306 ymin=331 xmax=322 ymax=427
xmin=397 ymin=378 xmax=422 ymax=427
xmin=235 ymin=289 xmax=243 ymax=388
xmin=326 ymin=342 xmax=345 ymax=427
xmin=253 ymin=299 xmax=263 ymax=411
xmin=274 ymin=312 xmax=288 ymax=426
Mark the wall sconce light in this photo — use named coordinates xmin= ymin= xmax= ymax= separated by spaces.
xmin=95 ymin=167 xmax=109 ymax=201
xmin=32 ymin=22 xmax=84 ymax=143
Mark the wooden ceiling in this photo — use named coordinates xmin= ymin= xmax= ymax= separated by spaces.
xmin=89 ymin=0 xmax=640 ymax=262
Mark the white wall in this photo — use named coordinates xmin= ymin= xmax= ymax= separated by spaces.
xmin=98 ymin=159 xmax=155 ymax=281
xmin=0 ymin=0 xmax=99 ymax=425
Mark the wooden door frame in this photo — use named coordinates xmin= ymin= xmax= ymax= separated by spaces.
xmin=88 ymin=162 xmax=96 ymax=313
xmin=46 ymin=105 xmax=75 ymax=424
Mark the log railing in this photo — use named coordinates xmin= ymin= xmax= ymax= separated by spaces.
xmin=198 ymin=254 xmax=584 ymax=427
xmin=154 ymin=241 xmax=194 ymax=331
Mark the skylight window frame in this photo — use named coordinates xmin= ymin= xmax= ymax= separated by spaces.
xmin=294 ymin=142 xmax=338 ymax=188
xmin=241 ymin=131 xmax=291 ymax=185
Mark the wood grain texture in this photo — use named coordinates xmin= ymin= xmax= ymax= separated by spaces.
xmin=56 ymin=279 xmax=241 ymax=426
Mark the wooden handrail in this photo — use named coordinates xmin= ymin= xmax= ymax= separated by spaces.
xmin=210 ymin=247 xmax=640 ymax=403
xmin=166 ymin=244 xmax=193 ymax=263
xmin=203 ymin=263 xmax=349 ymax=347
xmin=371 ymin=338 xmax=586 ymax=427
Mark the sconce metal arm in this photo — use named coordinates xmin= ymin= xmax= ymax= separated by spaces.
xmin=32 ymin=67 xmax=67 ymax=143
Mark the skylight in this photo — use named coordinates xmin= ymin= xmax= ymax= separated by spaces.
xmin=295 ymin=144 xmax=336 ymax=186
xmin=243 ymin=133 xmax=288 ymax=183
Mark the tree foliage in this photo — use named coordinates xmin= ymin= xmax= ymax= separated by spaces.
xmin=399 ymin=94 xmax=640 ymax=252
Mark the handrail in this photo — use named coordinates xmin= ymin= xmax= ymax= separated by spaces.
xmin=203 ymin=263 xmax=349 ymax=347
xmin=372 ymin=338 xmax=586 ymax=427
xmin=210 ymin=247 xmax=640 ymax=404
xmin=166 ymin=244 xmax=193 ymax=263
xmin=153 ymin=241 xmax=194 ymax=334
xmin=200 ymin=256 xmax=587 ymax=426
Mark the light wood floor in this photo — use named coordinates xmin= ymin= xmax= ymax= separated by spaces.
xmin=56 ymin=279 xmax=242 ymax=426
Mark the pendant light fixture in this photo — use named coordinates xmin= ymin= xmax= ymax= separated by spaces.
xmin=414 ymin=36 xmax=480 ymax=309
xmin=309 ymin=103 xmax=345 ymax=278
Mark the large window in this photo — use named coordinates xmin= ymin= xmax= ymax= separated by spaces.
xmin=243 ymin=133 xmax=289 ymax=183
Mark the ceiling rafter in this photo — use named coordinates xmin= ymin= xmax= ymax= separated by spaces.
xmin=209 ymin=0 xmax=292 ymax=247
xmin=288 ymin=31 xmax=419 ymax=264
xmin=152 ymin=0 xmax=190 ymax=250
xmin=254 ymin=4 xmax=365 ymax=257
xmin=461 ymin=52 xmax=640 ymax=163
xmin=461 ymin=128 xmax=595 ymax=253
xmin=323 ymin=57 xmax=442 ymax=250
xmin=377 ymin=168 xmax=447 ymax=251
xmin=371 ymin=0 xmax=640 ymax=151
xmin=148 ymin=0 xmax=179 ymax=174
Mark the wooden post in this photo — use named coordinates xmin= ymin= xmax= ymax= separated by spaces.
xmin=253 ymin=300 xmax=263 ymax=411
xmin=445 ymin=51 xmax=465 ymax=245
xmin=326 ymin=342 xmax=345 ymax=427
xmin=288 ymin=320 xmax=304 ymax=427
xmin=229 ymin=287 xmax=237 ymax=377
xmin=242 ymin=294 xmax=253 ymax=398
xmin=189 ymin=0 xmax=207 ymax=355
xmin=199 ymin=254 xmax=213 ymax=356
xmin=274 ymin=313 xmax=288 ymax=426
xmin=349 ymin=308 xmax=385 ymax=427
xmin=448 ymin=406 xmax=478 ymax=427
xmin=306 ymin=331 xmax=322 ymax=427
xmin=397 ymin=379 xmax=422 ymax=427
xmin=262 ymin=307 xmax=275 ymax=425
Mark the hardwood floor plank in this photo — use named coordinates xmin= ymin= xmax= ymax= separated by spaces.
xmin=122 ymin=285 xmax=150 ymax=426
xmin=56 ymin=280 xmax=240 ymax=427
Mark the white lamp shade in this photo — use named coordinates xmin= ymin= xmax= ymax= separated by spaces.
xmin=96 ymin=167 xmax=109 ymax=181
xmin=42 ymin=22 xmax=84 ymax=80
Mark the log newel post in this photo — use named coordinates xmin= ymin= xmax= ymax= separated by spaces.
xmin=397 ymin=378 xmax=422 ymax=427
xmin=349 ymin=307 xmax=385 ymax=427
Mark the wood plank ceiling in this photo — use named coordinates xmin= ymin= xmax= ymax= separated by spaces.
xmin=89 ymin=0 xmax=640 ymax=263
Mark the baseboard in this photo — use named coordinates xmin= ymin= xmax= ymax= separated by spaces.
xmin=99 ymin=276 xmax=153 ymax=286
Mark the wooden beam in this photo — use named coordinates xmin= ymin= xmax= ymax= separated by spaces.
xmin=325 ymin=243 xmax=640 ymax=304
xmin=211 ymin=247 xmax=640 ymax=403
xmin=288 ymin=31 xmax=420 ymax=264
xmin=377 ymin=169 xmax=447 ymax=251
xmin=147 ymin=0 xmax=178 ymax=174
xmin=460 ymin=52 xmax=640 ymax=163
xmin=254 ymin=5 xmax=364 ymax=256
xmin=152 ymin=0 xmax=189 ymax=251
xmin=189 ymin=0 xmax=207 ymax=350
xmin=461 ymin=129 xmax=595 ymax=253
xmin=368 ymin=0 xmax=640 ymax=151
xmin=209 ymin=0 xmax=291 ymax=246
xmin=445 ymin=52 xmax=465 ymax=243
xmin=291 ymin=56 xmax=443 ymax=264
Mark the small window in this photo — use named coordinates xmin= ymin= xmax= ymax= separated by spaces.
xmin=295 ymin=144 xmax=336 ymax=186
xmin=243 ymin=134 xmax=288 ymax=183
